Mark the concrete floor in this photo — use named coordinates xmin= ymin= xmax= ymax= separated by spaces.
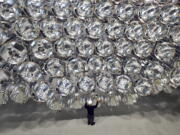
xmin=0 ymin=91 xmax=180 ymax=135
xmin=1 ymin=112 xmax=180 ymax=135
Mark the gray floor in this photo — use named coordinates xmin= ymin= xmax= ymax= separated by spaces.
xmin=1 ymin=112 xmax=180 ymax=135
xmin=0 ymin=91 xmax=180 ymax=135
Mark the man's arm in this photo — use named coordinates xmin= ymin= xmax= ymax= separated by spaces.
xmin=94 ymin=101 xmax=99 ymax=108
xmin=85 ymin=102 xmax=87 ymax=109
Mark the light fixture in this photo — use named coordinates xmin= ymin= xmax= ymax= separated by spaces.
xmin=0 ymin=0 xmax=179 ymax=111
